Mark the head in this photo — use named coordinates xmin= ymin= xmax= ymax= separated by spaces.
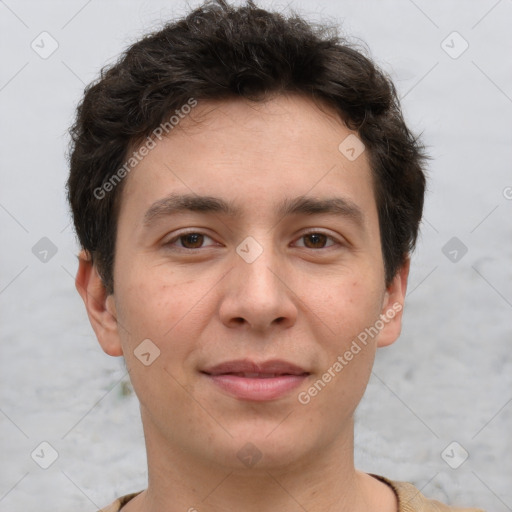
xmin=68 ymin=0 xmax=426 ymax=472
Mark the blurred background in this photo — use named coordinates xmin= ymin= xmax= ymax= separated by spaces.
xmin=0 ymin=0 xmax=511 ymax=510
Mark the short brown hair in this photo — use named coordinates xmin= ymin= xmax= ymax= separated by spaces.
xmin=66 ymin=0 xmax=427 ymax=294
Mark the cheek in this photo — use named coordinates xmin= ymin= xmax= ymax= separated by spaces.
xmin=301 ymin=276 xmax=382 ymax=400
xmin=307 ymin=276 xmax=384 ymax=344
xmin=113 ymin=275 xmax=202 ymax=412
xmin=114 ymin=265 xmax=215 ymax=385
xmin=113 ymin=276 xmax=180 ymax=368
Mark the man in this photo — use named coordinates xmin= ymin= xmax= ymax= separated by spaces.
xmin=66 ymin=1 xmax=484 ymax=510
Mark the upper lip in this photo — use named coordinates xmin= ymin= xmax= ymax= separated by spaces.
xmin=201 ymin=359 xmax=309 ymax=376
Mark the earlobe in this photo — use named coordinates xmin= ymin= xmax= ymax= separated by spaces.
xmin=376 ymin=257 xmax=410 ymax=348
xmin=75 ymin=250 xmax=123 ymax=357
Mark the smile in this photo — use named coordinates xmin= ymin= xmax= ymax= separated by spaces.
xmin=201 ymin=359 xmax=310 ymax=401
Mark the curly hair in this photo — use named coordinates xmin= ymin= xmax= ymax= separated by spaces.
xmin=66 ymin=0 xmax=427 ymax=295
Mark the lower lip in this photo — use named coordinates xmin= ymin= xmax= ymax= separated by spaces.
xmin=204 ymin=374 xmax=309 ymax=401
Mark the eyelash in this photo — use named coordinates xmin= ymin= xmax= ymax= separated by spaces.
xmin=164 ymin=229 xmax=342 ymax=251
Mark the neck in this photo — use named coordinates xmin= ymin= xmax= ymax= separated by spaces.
xmin=129 ymin=413 xmax=388 ymax=512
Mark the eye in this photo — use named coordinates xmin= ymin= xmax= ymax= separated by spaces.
xmin=164 ymin=230 xmax=341 ymax=251
xmin=165 ymin=231 xmax=217 ymax=250
xmin=294 ymin=231 xmax=339 ymax=249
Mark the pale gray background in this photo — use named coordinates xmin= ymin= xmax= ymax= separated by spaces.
xmin=1 ymin=0 xmax=511 ymax=511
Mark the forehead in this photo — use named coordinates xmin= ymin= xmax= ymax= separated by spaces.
xmin=117 ymin=93 xmax=377 ymax=228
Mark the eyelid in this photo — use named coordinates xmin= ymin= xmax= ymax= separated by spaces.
xmin=164 ymin=229 xmax=219 ymax=249
xmin=292 ymin=229 xmax=342 ymax=248
xmin=163 ymin=228 xmax=344 ymax=250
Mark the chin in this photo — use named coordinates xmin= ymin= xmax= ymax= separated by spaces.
xmin=198 ymin=420 xmax=318 ymax=472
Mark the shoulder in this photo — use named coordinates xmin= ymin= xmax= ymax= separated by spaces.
xmin=98 ymin=491 xmax=143 ymax=512
xmin=370 ymin=474 xmax=486 ymax=512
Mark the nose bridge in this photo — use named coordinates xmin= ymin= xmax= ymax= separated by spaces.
xmin=235 ymin=234 xmax=282 ymax=297
xmin=219 ymin=233 xmax=297 ymax=330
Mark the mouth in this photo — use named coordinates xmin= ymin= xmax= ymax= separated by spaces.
xmin=201 ymin=359 xmax=310 ymax=401
xmin=215 ymin=372 xmax=301 ymax=378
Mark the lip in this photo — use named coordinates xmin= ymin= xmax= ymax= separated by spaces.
xmin=202 ymin=359 xmax=308 ymax=376
xmin=201 ymin=359 xmax=310 ymax=401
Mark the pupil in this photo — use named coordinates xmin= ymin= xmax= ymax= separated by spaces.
xmin=179 ymin=233 xmax=327 ymax=249
xmin=306 ymin=233 xmax=326 ymax=248
xmin=183 ymin=233 xmax=203 ymax=248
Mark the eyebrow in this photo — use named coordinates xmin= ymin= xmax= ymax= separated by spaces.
xmin=142 ymin=193 xmax=365 ymax=228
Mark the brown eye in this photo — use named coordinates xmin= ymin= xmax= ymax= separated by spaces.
xmin=304 ymin=233 xmax=327 ymax=248
xmin=165 ymin=231 xmax=217 ymax=250
xmin=178 ymin=233 xmax=205 ymax=249
xmin=298 ymin=232 xmax=337 ymax=249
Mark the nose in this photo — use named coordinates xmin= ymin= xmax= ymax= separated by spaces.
xmin=218 ymin=238 xmax=298 ymax=333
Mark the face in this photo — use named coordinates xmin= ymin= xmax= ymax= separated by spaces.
xmin=78 ymin=93 xmax=408 ymax=471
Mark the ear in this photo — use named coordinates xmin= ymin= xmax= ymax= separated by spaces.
xmin=376 ymin=256 xmax=410 ymax=348
xmin=75 ymin=250 xmax=123 ymax=356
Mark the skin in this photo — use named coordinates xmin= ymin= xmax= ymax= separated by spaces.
xmin=76 ymin=92 xmax=409 ymax=512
